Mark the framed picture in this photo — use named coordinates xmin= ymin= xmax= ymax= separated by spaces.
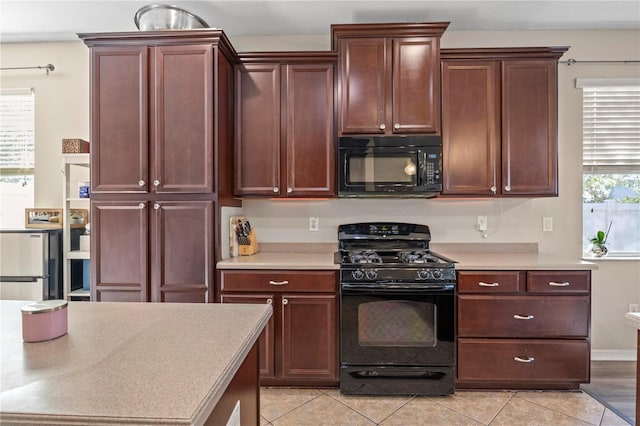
xmin=68 ymin=208 xmax=89 ymax=228
xmin=25 ymin=208 xmax=63 ymax=229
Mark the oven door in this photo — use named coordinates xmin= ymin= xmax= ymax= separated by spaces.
xmin=340 ymin=286 xmax=454 ymax=367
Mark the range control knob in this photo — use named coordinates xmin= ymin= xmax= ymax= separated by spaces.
xmin=417 ymin=269 xmax=430 ymax=280
xmin=352 ymin=269 xmax=365 ymax=280
xmin=432 ymin=269 xmax=443 ymax=279
xmin=365 ymin=269 xmax=378 ymax=280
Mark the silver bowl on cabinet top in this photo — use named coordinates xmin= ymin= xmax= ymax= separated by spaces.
xmin=134 ymin=4 xmax=210 ymax=31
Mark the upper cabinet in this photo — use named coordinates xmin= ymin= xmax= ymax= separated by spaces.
xmin=81 ymin=31 xmax=237 ymax=195
xmin=234 ymin=52 xmax=336 ymax=198
xmin=331 ymin=23 xmax=449 ymax=136
xmin=441 ymin=47 xmax=568 ymax=197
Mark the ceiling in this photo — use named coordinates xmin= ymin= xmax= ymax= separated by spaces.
xmin=1 ymin=0 xmax=639 ymax=43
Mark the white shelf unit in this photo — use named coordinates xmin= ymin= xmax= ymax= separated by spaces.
xmin=62 ymin=153 xmax=90 ymax=300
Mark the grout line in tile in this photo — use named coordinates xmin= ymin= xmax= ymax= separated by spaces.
xmin=511 ymin=390 xmax=605 ymax=426
xmin=260 ymin=388 xmax=325 ymax=423
xmin=375 ymin=395 xmax=418 ymax=425
xmin=483 ymin=390 xmax=517 ymax=425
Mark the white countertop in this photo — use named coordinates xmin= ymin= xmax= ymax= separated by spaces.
xmin=625 ymin=312 xmax=640 ymax=329
xmin=216 ymin=248 xmax=596 ymax=271
xmin=440 ymin=251 xmax=598 ymax=271
xmin=0 ymin=301 xmax=272 ymax=425
xmin=217 ymin=251 xmax=340 ymax=270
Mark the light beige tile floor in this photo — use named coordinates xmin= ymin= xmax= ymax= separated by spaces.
xmin=260 ymin=387 xmax=631 ymax=426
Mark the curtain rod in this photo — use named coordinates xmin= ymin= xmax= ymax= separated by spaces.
xmin=0 ymin=64 xmax=55 ymax=75
xmin=561 ymin=58 xmax=640 ymax=66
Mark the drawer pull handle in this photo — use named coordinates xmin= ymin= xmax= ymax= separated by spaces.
xmin=269 ymin=280 xmax=289 ymax=286
xmin=478 ymin=282 xmax=500 ymax=287
xmin=514 ymin=314 xmax=534 ymax=320
xmin=548 ymin=281 xmax=570 ymax=287
xmin=514 ymin=356 xmax=535 ymax=363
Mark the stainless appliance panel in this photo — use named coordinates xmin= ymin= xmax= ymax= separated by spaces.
xmin=0 ymin=278 xmax=45 ymax=301
xmin=0 ymin=232 xmax=47 ymax=277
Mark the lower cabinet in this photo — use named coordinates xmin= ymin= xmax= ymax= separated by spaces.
xmin=219 ymin=270 xmax=339 ymax=386
xmin=456 ymin=270 xmax=591 ymax=390
xmin=91 ymin=200 xmax=214 ymax=303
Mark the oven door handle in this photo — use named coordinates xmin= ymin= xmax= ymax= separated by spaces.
xmin=341 ymin=283 xmax=454 ymax=293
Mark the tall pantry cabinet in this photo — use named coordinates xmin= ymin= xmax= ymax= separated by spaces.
xmin=79 ymin=30 xmax=238 ymax=303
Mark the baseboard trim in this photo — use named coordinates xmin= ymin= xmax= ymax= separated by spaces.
xmin=591 ymin=349 xmax=636 ymax=361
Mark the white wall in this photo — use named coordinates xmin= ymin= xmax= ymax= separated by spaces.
xmin=1 ymin=29 xmax=638 ymax=355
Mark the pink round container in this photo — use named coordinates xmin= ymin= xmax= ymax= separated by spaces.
xmin=21 ymin=300 xmax=68 ymax=343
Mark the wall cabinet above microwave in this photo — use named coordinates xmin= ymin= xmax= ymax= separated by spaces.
xmin=332 ymin=23 xmax=449 ymax=136
xmin=440 ymin=47 xmax=569 ymax=197
xmin=234 ymin=52 xmax=336 ymax=198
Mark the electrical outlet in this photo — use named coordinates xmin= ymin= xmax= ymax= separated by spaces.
xmin=630 ymin=304 xmax=639 ymax=313
xmin=476 ymin=216 xmax=487 ymax=232
xmin=309 ymin=216 xmax=319 ymax=231
xmin=543 ymin=217 xmax=553 ymax=232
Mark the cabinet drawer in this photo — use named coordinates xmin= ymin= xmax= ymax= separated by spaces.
xmin=220 ymin=270 xmax=337 ymax=293
xmin=527 ymin=271 xmax=590 ymax=294
xmin=457 ymin=271 xmax=522 ymax=293
xmin=458 ymin=338 xmax=589 ymax=383
xmin=457 ymin=295 xmax=589 ymax=337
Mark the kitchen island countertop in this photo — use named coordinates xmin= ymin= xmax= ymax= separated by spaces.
xmin=0 ymin=300 xmax=272 ymax=425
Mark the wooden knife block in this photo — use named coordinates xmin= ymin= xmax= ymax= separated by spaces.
xmin=238 ymin=229 xmax=259 ymax=256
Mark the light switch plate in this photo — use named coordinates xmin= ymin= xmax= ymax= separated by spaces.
xmin=476 ymin=216 xmax=487 ymax=231
xmin=543 ymin=217 xmax=553 ymax=232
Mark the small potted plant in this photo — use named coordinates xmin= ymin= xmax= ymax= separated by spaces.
xmin=589 ymin=222 xmax=612 ymax=257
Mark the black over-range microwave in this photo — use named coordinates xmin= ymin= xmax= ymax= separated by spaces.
xmin=338 ymin=135 xmax=443 ymax=198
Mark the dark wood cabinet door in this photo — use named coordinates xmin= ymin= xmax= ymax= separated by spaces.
xmin=501 ymin=59 xmax=558 ymax=196
xmin=234 ymin=63 xmax=281 ymax=196
xmin=150 ymin=201 xmax=213 ymax=303
xmin=392 ymin=37 xmax=440 ymax=134
xmin=441 ymin=61 xmax=500 ymax=195
xmin=220 ymin=294 xmax=276 ymax=379
xmin=284 ymin=63 xmax=335 ymax=197
xmin=280 ymin=294 xmax=338 ymax=381
xmin=337 ymin=38 xmax=387 ymax=134
xmin=151 ymin=45 xmax=214 ymax=194
xmin=90 ymin=46 xmax=148 ymax=194
xmin=91 ymin=201 xmax=148 ymax=302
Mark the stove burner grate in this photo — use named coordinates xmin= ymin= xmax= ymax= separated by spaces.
xmin=349 ymin=250 xmax=383 ymax=264
xmin=398 ymin=251 xmax=441 ymax=264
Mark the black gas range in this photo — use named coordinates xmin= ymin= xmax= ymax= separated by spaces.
xmin=338 ymin=222 xmax=456 ymax=287
xmin=337 ymin=222 xmax=457 ymax=396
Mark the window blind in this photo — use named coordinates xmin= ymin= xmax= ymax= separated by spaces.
xmin=577 ymin=78 xmax=640 ymax=174
xmin=0 ymin=88 xmax=35 ymax=177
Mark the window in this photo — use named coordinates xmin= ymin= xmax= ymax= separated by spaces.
xmin=577 ymin=79 xmax=640 ymax=256
xmin=0 ymin=88 xmax=35 ymax=228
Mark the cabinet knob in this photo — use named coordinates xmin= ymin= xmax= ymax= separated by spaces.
xmin=153 ymin=203 xmax=160 ymax=210
xmin=379 ymin=123 xmax=386 ymax=130
xmin=505 ymin=185 xmax=511 ymax=192
xmin=287 ymin=187 xmax=292 ymax=194
xmin=266 ymin=298 xmax=273 ymax=305
xmin=153 ymin=180 xmax=160 ymax=187
xmin=138 ymin=203 xmax=145 ymax=209
xmin=282 ymin=298 xmax=288 ymax=305
xmin=273 ymin=187 xmax=279 ymax=193
xmin=490 ymin=186 xmax=497 ymax=194
xmin=138 ymin=180 xmax=145 ymax=187
xmin=394 ymin=123 xmax=400 ymax=130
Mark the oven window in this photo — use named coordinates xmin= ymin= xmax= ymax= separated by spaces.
xmin=347 ymin=154 xmax=417 ymax=184
xmin=358 ymin=300 xmax=436 ymax=347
